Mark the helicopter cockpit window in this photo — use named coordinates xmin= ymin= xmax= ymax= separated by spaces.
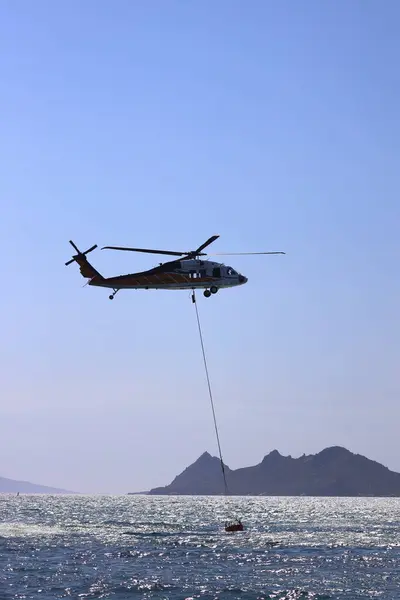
xmin=227 ymin=267 xmax=237 ymax=276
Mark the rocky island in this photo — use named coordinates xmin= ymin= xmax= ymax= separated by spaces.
xmin=146 ymin=446 xmax=400 ymax=497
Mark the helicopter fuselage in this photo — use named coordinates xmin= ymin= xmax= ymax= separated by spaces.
xmin=90 ymin=259 xmax=248 ymax=292
xmin=65 ymin=235 xmax=283 ymax=300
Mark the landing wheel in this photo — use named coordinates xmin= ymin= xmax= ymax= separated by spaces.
xmin=109 ymin=295 xmax=114 ymax=300
xmin=204 ymin=289 xmax=211 ymax=298
xmin=210 ymin=286 xmax=218 ymax=294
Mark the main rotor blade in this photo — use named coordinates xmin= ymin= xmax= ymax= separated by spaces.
xmin=102 ymin=235 xmax=220 ymax=258
xmin=194 ymin=235 xmax=220 ymax=255
xmin=209 ymin=251 xmax=286 ymax=256
xmin=101 ymin=246 xmax=184 ymax=257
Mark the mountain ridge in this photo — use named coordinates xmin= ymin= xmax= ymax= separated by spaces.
xmin=147 ymin=446 xmax=400 ymax=497
xmin=0 ymin=474 xmax=75 ymax=494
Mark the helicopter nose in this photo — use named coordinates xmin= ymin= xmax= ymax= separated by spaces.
xmin=238 ymin=274 xmax=247 ymax=284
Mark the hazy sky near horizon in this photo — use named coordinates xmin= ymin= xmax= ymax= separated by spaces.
xmin=1 ymin=1 xmax=399 ymax=494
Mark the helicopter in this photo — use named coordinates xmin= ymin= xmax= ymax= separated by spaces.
xmin=65 ymin=235 xmax=285 ymax=299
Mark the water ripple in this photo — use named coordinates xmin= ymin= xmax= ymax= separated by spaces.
xmin=0 ymin=495 xmax=399 ymax=599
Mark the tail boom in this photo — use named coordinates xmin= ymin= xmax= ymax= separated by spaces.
xmin=73 ymin=254 xmax=103 ymax=281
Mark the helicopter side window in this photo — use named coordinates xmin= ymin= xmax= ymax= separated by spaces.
xmin=212 ymin=267 xmax=221 ymax=278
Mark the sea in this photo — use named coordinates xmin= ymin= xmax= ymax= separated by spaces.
xmin=0 ymin=494 xmax=399 ymax=600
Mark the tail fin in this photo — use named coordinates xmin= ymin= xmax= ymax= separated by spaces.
xmin=65 ymin=240 xmax=103 ymax=281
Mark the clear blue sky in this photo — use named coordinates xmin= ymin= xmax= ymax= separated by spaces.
xmin=1 ymin=0 xmax=399 ymax=494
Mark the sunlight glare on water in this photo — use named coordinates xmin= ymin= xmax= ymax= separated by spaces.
xmin=0 ymin=495 xmax=399 ymax=599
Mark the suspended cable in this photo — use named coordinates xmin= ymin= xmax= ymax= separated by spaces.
xmin=192 ymin=290 xmax=229 ymax=496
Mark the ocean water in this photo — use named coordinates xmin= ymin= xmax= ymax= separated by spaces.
xmin=0 ymin=495 xmax=399 ymax=599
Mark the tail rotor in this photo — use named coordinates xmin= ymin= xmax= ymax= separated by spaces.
xmin=65 ymin=240 xmax=98 ymax=266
